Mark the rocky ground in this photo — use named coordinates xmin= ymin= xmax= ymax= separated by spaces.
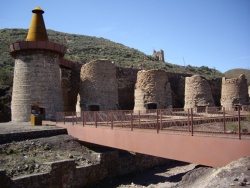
xmin=93 ymin=157 xmax=250 ymax=188
xmin=0 ymin=135 xmax=97 ymax=178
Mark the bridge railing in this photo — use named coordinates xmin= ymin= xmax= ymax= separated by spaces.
xmin=56 ymin=106 xmax=250 ymax=139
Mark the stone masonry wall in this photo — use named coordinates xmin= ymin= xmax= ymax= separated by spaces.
xmin=166 ymin=72 xmax=192 ymax=108
xmin=60 ymin=67 xmax=72 ymax=111
xmin=221 ymin=74 xmax=249 ymax=109
xmin=116 ymin=67 xmax=139 ymax=110
xmin=79 ymin=60 xmax=119 ymax=111
xmin=184 ymin=75 xmax=215 ymax=109
xmin=61 ymin=62 xmax=82 ymax=112
xmin=0 ymin=150 xmax=169 ymax=188
xmin=208 ymin=78 xmax=222 ymax=106
xmin=11 ymin=50 xmax=62 ymax=121
xmin=66 ymin=66 xmax=222 ymax=111
xmin=134 ymin=69 xmax=172 ymax=111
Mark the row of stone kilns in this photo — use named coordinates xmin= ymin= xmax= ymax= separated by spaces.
xmin=78 ymin=60 xmax=249 ymax=112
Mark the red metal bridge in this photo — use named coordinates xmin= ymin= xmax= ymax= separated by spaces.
xmin=56 ymin=107 xmax=250 ymax=167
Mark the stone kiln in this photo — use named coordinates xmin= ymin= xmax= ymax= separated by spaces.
xmin=221 ymin=74 xmax=249 ymax=110
xmin=10 ymin=7 xmax=65 ymax=121
xmin=184 ymin=75 xmax=215 ymax=110
xmin=134 ymin=69 xmax=172 ymax=111
xmin=79 ymin=60 xmax=119 ymax=111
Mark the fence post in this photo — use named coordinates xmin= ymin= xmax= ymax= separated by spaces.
xmin=131 ymin=111 xmax=133 ymax=131
xmin=72 ymin=112 xmax=74 ymax=125
xmin=238 ymin=106 xmax=241 ymax=140
xmin=191 ymin=108 xmax=193 ymax=136
xmin=138 ymin=110 xmax=141 ymax=129
xmin=82 ymin=111 xmax=84 ymax=127
xmin=223 ymin=107 xmax=226 ymax=134
xmin=157 ymin=110 xmax=159 ymax=133
xmin=64 ymin=113 xmax=65 ymax=125
xmin=75 ymin=112 xmax=77 ymax=124
xmin=160 ymin=110 xmax=162 ymax=130
xmin=188 ymin=109 xmax=190 ymax=132
xmin=111 ymin=111 xmax=113 ymax=130
xmin=95 ymin=111 xmax=97 ymax=128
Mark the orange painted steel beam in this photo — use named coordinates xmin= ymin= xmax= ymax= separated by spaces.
xmin=57 ymin=123 xmax=250 ymax=167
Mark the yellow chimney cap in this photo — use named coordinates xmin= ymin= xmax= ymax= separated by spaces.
xmin=32 ymin=6 xmax=44 ymax=13
xmin=26 ymin=6 xmax=48 ymax=41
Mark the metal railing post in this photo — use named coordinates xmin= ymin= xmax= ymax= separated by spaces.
xmin=238 ymin=106 xmax=241 ymax=140
xmin=157 ymin=110 xmax=159 ymax=133
xmin=75 ymin=112 xmax=77 ymax=124
xmin=160 ymin=110 xmax=162 ymax=130
xmin=111 ymin=111 xmax=113 ymax=130
xmin=191 ymin=108 xmax=193 ymax=136
xmin=131 ymin=111 xmax=133 ymax=131
xmin=188 ymin=109 xmax=190 ymax=132
xmin=95 ymin=111 xmax=97 ymax=128
xmin=223 ymin=107 xmax=226 ymax=134
xmin=64 ymin=113 xmax=65 ymax=125
xmin=138 ymin=110 xmax=141 ymax=129
xmin=82 ymin=111 xmax=84 ymax=127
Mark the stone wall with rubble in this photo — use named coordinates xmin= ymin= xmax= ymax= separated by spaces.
xmin=116 ymin=67 xmax=139 ymax=110
xmin=208 ymin=78 xmax=222 ymax=106
xmin=61 ymin=62 xmax=82 ymax=112
xmin=0 ymin=150 xmax=169 ymax=188
xmin=184 ymin=75 xmax=215 ymax=109
xmin=64 ymin=65 xmax=222 ymax=112
xmin=11 ymin=50 xmax=62 ymax=121
xmin=134 ymin=69 xmax=172 ymax=111
xmin=166 ymin=72 xmax=192 ymax=108
xmin=79 ymin=60 xmax=119 ymax=111
xmin=221 ymin=74 xmax=249 ymax=109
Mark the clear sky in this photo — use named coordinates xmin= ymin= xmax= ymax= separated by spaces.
xmin=0 ymin=0 xmax=249 ymax=73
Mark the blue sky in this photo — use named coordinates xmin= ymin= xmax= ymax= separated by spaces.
xmin=0 ymin=0 xmax=249 ymax=73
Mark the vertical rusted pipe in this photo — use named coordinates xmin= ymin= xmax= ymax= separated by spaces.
xmin=131 ymin=111 xmax=133 ymax=131
xmin=82 ymin=111 xmax=84 ymax=127
xmin=64 ymin=113 xmax=65 ymax=125
xmin=111 ymin=111 xmax=113 ymax=130
xmin=160 ymin=110 xmax=162 ymax=130
xmin=75 ymin=112 xmax=77 ymax=124
xmin=188 ymin=109 xmax=190 ymax=132
xmin=223 ymin=107 xmax=225 ymax=134
xmin=191 ymin=108 xmax=193 ymax=136
xmin=138 ymin=110 xmax=141 ymax=129
xmin=157 ymin=110 xmax=159 ymax=133
xmin=238 ymin=106 xmax=241 ymax=140
xmin=95 ymin=111 xmax=97 ymax=128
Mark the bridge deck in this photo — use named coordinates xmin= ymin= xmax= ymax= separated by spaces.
xmin=56 ymin=108 xmax=250 ymax=167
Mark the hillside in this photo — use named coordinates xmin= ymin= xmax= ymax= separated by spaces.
xmin=0 ymin=28 xmax=223 ymax=85
xmin=224 ymin=68 xmax=250 ymax=85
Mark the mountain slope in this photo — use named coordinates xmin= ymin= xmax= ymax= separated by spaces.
xmin=224 ymin=68 xmax=250 ymax=85
xmin=0 ymin=28 xmax=223 ymax=81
